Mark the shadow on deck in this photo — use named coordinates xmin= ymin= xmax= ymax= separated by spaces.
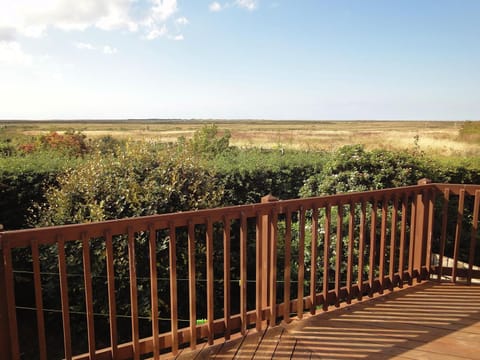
xmin=177 ymin=282 xmax=480 ymax=359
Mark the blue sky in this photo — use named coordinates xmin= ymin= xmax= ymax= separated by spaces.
xmin=0 ymin=0 xmax=479 ymax=120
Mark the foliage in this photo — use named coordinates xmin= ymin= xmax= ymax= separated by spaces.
xmin=212 ymin=148 xmax=327 ymax=204
xmin=0 ymin=152 xmax=83 ymax=230
xmin=31 ymin=142 xmax=224 ymax=226
xmin=300 ymin=145 xmax=436 ymax=197
xmin=182 ymin=123 xmax=231 ymax=158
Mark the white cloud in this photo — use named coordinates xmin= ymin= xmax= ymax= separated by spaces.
xmin=175 ymin=17 xmax=189 ymax=25
xmin=146 ymin=24 xmax=167 ymax=40
xmin=172 ymin=34 xmax=184 ymax=41
xmin=0 ymin=0 xmax=180 ymax=42
xmin=209 ymin=2 xmax=222 ymax=12
xmin=150 ymin=0 xmax=178 ymax=21
xmin=0 ymin=41 xmax=33 ymax=66
xmin=235 ymin=0 xmax=257 ymax=11
xmin=75 ymin=42 xmax=96 ymax=50
xmin=103 ymin=45 xmax=118 ymax=54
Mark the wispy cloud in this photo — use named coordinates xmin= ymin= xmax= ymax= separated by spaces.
xmin=74 ymin=42 xmax=118 ymax=55
xmin=103 ymin=45 xmax=118 ymax=54
xmin=75 ymin=42 xmax=95 ymax=50
xmin=0 ymin=0 xmax=182 ymax=42
xmin=0 ymin=40 xmax=33 ymax=66
xmin=209 ymin=2 xmax=223 ymax=12
xmin=146 ymin=24 xmax=168 ymax=40
xmin=235 ymin=0 xmax=258 ymax=11
xmin=209 ymin=0 xmax=259 ymax=12
xmin=172 ymin=34 xmax=184 ymax=41
xmin=175 ymin=17 xmax=189 ymax=25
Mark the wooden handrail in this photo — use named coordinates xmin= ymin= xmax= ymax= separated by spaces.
xmin=1 ymin=181 xmax=479 ymax=359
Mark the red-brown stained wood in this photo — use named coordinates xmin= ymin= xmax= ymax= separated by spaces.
xmin=81 ymin=232 xmax=96 ymax=359
xmin=425 ymin=190 xmax=435 ymax=277
xmin=104 ymin=230 xmax=118 ymax=358
xmin=389 ymin=197 xmax=399 ymax=290
xmin=57 ymin=236 xmax=72 ymax=360
xmin=346 ymin=202 xmax=354 ymax=304
xmin=2 ymin=241 xmax=20 ymax=360
xmin=323 ymin=205 xmax=331 ymax=310
xmin=310 ymin=207 xmax=319 ymax=314
xmin=148 ymin=225 xmax=160 ymax=358
xmin=297 ymin=207 xmax=306 ymax=318
xmin=254 ymin=214 xmax=262 ymax=332
xmin=223 ymin=217 xmax=232 ymax=338
xmin=269 ymin=209 xmax=279 ymax=325
xmin=240 ymin=213 xmax=248 ymax=334
xmin=169 ymin=222 xmax=179 ymax=354
xmin=408 ymin=197 xmax=417 ymax=284
xmin=127 ymin=227 xmax=140 ymax=360
xmin=379 ymin=199 xmax=388 ymax=293
xmin=438 ymin=189 xmax=450 ymax=281
xmin=283 ymin=209 xmax=292 ymax=322
xmin=31 ymin=240 xmax=47 ymax=360
xmin=452 ymin=189 xmax=465 ymax=283
xmin=357 ymin=201 xmax=366 ymax=301
xmin=187 ymin=221 xmax=197 ymax=349
xmin=468 ymin=190 xmax=480 ymax=284
xmin=399 ymin=196 xmax=408 ymax=286
xmin=335 ymin=204 xmax=343 ymax=307
xmin=368 ymin=201 xmax=377 ymax=297
xmin=206 ymin=219 xmax=215 ymax=344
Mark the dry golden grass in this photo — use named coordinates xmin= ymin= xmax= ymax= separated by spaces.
xmin=2 ymin=120 xmax=479 ymax=158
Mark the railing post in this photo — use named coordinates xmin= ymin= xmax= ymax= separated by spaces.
xmin=0 ymin=240 xmax=12 ymax=359
xmin=261 ymin=194 xmax=278 ymax=324
xmin=414 ymin=178 xmax=432 ymax=280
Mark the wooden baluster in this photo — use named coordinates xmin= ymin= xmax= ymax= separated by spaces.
xmin=389 ymin=197 xmax=399 ymax=290
xmin=425 ymin=190 xmax=436 ymax=279
xmin=269 ymin=209 xmax=278 ymax=325
xmin=438 ymin=189 xmax=450 ymax=281
xmin=399 ymin=196 xmax=407 ymax=287
xmin=57 ymin=235 xmax=72 ymax=360
xmin=323 ymin=205 xmax=331 ymax=310
xmin=206 ymin=219 xmax=215 ymax=344
xmin=105 ymin=230 xmax=118 ymax=358
xmin=224 ymin=216 xmax=232 ymax=337
xmin=357 ymin=201 xmax=366 ymax=300
xmin=254 ymin=213 xmax=262 ymax=331
xmin=283 ymin=208 xmax=292 ymax=322
xmin=148 ymin=225 xmax=160 ymax=358
xmin=31 ymin=240 xmax=47 ymax=360
xmin=379 ymin=198 xmax=388 ymax=293
xmin=346 ymin=202 xmax=354 ymax=304
xmin=297 ymin=207 xmax=305 ymax=318
xmin=368 ymin=201 xmax=377 ymax=297
xmin=310 ymin=207 xmax=319 ymax=314
xmin=452 ymin=189 xmax=465 ymax=283
xmin=128 ymin=227 xmax=140 ymax=360
xmin=240 ymin=213 xmax=248 ymax=334
xmin=335 ymin=204 xmax=343 ymax=307
xmin=81 ymin=232 xmax=96 ymax=359
xmin=187 ymin=221 xmax=197 ymax=349
xmin=1 ymin=240 xmax=20 ymax=359
xmin=408 ymin=195 xmax=417 ymax=284
xmin=468 ymin=190 xmax=480 ymax=284
xmin=169 ymin=223 xmax=179 ymax=354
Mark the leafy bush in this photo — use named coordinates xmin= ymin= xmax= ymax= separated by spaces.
xmin=300 ymin=145 xmax=436 ymax=197
xmin=31 ymin=142 xmax=224 ymax=226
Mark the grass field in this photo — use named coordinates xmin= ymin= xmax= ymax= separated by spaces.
xmin=1 ymin=119 xmax=479 ymax=159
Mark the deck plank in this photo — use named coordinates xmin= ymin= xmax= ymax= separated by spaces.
xmin=175 ymin=282 xmax=480 ymax=359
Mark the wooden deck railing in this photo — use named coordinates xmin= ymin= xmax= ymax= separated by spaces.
xmin=1 ymin=180 xmax=479 ymax=359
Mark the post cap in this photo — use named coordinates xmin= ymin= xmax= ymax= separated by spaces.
xmin=261 ymin=194 xmax=279 ymax=203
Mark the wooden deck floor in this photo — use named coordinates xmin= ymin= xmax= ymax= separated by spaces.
xmin=174 ymin=282 xmax=480 ymax=359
